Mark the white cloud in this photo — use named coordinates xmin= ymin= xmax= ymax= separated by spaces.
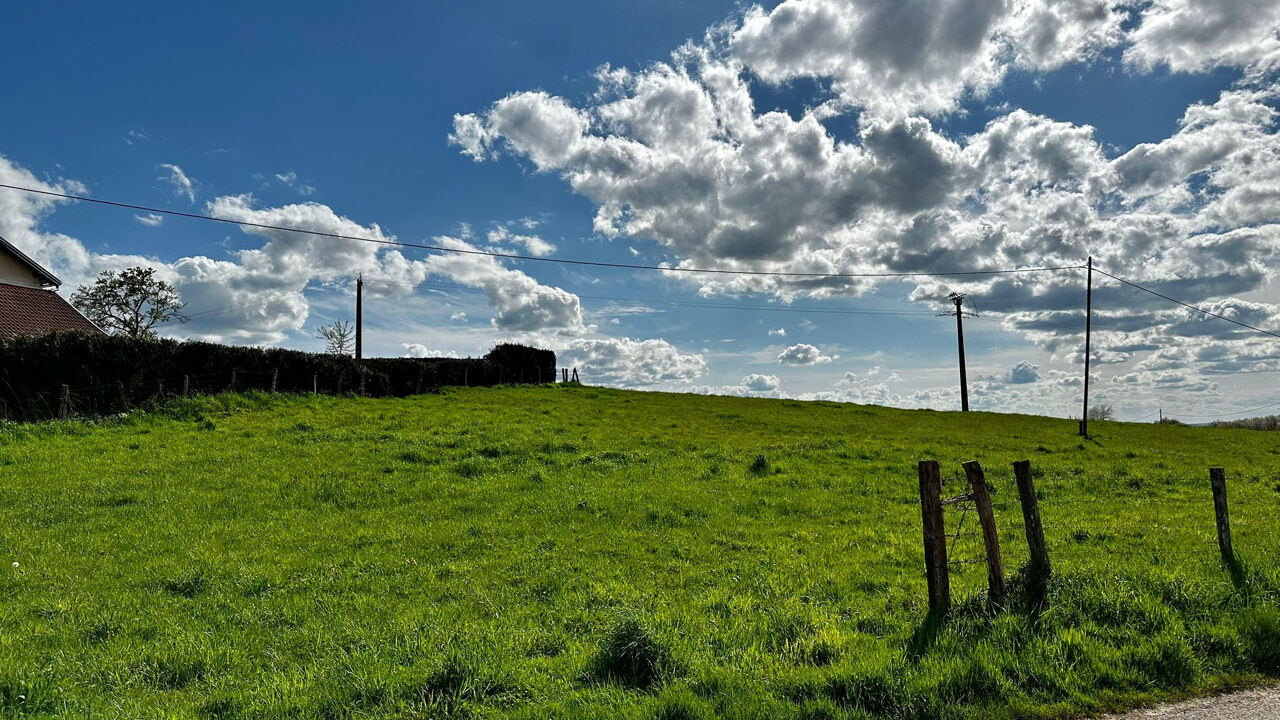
xmin=768 ymin=327 xmax=786 ymax=337
xmin=134 ymin=213 xmax=164 ymax=227
xmin=488 ymin=226 xmax=556 ymax=256
xmin=402 ymin=343 xmax=461 ymax=358
xmin=450 ymin=311 xmax=467 ymax=322
xmin=1005 ymin=360 xmax=1040 ymax=384
xmin=0 ymin=154 xmax=587 ymax=346
xmin=420 ymin=234 xmax=583 ymax=332
xmin=690 ymin=373 xmax=784 ymax=398
xmin=778 ymin=343 xmax=835 ymax=365
xmin=741 ymin=373 xmax=781 ymax=392
xmin=559 ymin=336 xmax=707 ymax=386
xmin=275 ymin=171 xmax=298 ymax=185
xmin=158 ymin=163 xmax=196 ymax=203
xmin=1125 ymin=0 xmax=1280 ymax=73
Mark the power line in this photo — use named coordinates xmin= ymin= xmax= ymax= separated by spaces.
xmin=1174 ymin=399 xmax=1280 ymax=420
xmin=362 ymin=275 xmax=941 ymax=317
xmin=0 ymin=182 xmax=1083 ymax=280
xmin=1093 ymin=267 xmax=1280 ymax=340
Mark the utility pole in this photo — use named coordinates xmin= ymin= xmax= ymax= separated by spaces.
xmin=943 ymin=292 xmax=973 ymax=412
xmin=1158 ymin=408 xmax=1163 ymax=423
xmin=1080 ymin=256 xmax=1093 ymax=436
xmin=355 ymin=273 xmax=363 ymax=361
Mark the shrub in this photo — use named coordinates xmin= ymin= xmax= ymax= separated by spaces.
xmin=0 ymin=332 xmax=553 ymax=421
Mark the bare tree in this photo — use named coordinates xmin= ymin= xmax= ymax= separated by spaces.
xmin=71 ymin=266 xmax=186 ymax=339
xmin=1087 ymin=403 xmax=1114 ymax=421
xmin=315 ymin=319 xmax=355 ymax=356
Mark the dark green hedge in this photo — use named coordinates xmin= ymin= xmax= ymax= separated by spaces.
xmin=0 ymin=333 xmax=555 ymax=421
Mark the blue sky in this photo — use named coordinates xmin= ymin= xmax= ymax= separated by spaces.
xmin=2 ymin=0 xmax=1279 ymax=421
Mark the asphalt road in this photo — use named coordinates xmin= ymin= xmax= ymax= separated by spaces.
xmin=1097 ymin=686 xmax=1280 ymax=719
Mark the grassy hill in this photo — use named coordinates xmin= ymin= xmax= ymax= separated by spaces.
xmin=0 ymin=386 xmax=1277 ymax=719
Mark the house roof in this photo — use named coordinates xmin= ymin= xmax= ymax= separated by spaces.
xmin=0 ymin=234 xmax=61 ymax=287
xmin=0 ymin=282 xmax=102 ymax=336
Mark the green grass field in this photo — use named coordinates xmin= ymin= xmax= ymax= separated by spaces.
xmin=1 ymin=386 xmax=1278 ymax=719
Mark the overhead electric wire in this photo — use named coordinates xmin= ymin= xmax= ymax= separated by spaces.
xmin=361 ymin=274 xmax=942 ymax=317
xmin=1093 ymin=266 xmax=1280 ymax=340
xmin=1173 ymin=399 xmax=1280 ymax=420
xmin=0 ymin=182 xmax=1083 ymax=280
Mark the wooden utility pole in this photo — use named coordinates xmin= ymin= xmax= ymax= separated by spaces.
xmin=1081 ymin=256 xmax=1093 ymax=436
xmin=945 ymin=293 xmax=972 ymax=412
xmin=355 ymin=273 xmax=364 ymax=361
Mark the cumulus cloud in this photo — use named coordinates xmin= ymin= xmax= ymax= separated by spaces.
xmin=158 ymin=163 xmax=196 ymax=203
xmin=778 ymin=343 xmax=835 ymax=365
xmin=134 ymin=213 xmax=163 ymax=227
xmin=558 ymin=337 xmax=707 ymax=386
xmin=402 ymin=343 xmax=461 ymax=358
xmin=453 ymin=24 xmax=1280 ymax=396
xmin=0 ymin=154 xmax=588 ymax=346
xmin=768 ymin=327 xmax=786 ymax=337
xmin=419 ymin=234 xmax=583 ymax=332
xmin=488 ymin=226 xmax=556 ymax=256
xmin=1125 ymin=0 xmax=1280 ymax=73
xmin=1005 ymin=361 xmax=1040 ymax=384
xmin=691 ymin=373 xmax=784 ymax=398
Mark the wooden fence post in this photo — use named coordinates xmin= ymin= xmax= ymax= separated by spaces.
xmin=464 ymin=365 xmax=469 ymax=387
xmin=58 ymin=384 xmax=70 ymax=419
xmin=117 ymin=382 xmax=129 ymax=412
xmin=271 ymin=368 xmax=279 ymax=393
xmin=562 ymin=368 xmax=568 ymax=383
xmin=963 ymin=460 xmax=1006 ymax=607
xmin=358 ymin=370 xmax=366 ymax=396
xmin=229 ymin=368 xmax=237 ymax=391
xmin=312 ymin=374 xmax=318 ymax=395
xmin=1209 ymin=467 xmax=1234 ymax=563
xmin=182 ymin=375 xmax=190 ymax=397
xmin=918 ymin=460 xmax=950 ymax=615
xmin=571 ymin=367 xmax=579 ymax=383
xmin=156 ymin=380 xmax=165 ymax=399
xmin=1013 ymin=460 xmax=1050 ymax=578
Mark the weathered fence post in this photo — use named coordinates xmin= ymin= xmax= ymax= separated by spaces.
xmin=58 ymin=384 xmax=70 ymax=419
xmin=571 ymin=367 xmax=579 ymax=383
xmin=117 ymin=382 xmax=129 ymax=412
xmin=464 ymin=365 xmax=469 ymax=387
xmin=415 ymin=369 xmax=424 ymax=395
xmin=562 ymin=368 xmax=568 ymax=383
xmin=1013 ymin=460 xmax=1050 ymax=578
xmin=156 ymin=380 xmax=165 ymax=398
xmin=229 ymin=368 xmax=237 ymax=391
xmin=358 ymin=370 xmax=366 ymax=396
xmin=1209 ymin=467 xmax=1234 ymax=563
xmin=182 ymin=375 xmax=190 ymax=397
xmin=312 ymin=374 xmax=318 ymax=395
xmin=271 ymin=368 xmax=279 ymax=393
xmin=963 ymin=460 xmax=1006 ymax=607
xmin=918 ymin=460 xmax=950 ymax=615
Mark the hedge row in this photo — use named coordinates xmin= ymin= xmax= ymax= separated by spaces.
xmin=0 ymin=333 xmax=556 ymax=421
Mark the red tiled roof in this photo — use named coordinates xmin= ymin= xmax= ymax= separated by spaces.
xmin=0 ymin=283 xmax=102 ymax=337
